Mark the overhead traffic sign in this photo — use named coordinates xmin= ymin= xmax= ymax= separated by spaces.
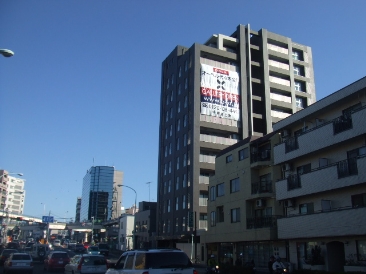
xmin=42 ymin=216 xmax=54 ymax=223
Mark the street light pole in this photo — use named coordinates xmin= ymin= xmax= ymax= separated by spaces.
xmin=0 ymin=49 xmax=14 ymax=58
xmin=117 ymin=184 xmax=137 ymax=249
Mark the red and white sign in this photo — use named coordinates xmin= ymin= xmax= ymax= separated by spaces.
xmin=200 ymin=64 xmax=240 ymax=120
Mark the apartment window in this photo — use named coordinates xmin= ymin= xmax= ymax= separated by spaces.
xmin=183 ymin=153 xmax=187 ymax=167
xmin=178 ymin=66 xmax=182 ymax=77
xmin=292 ymin=49 xmax=303 ymax=61
xmin=169 ymin=125 xmax=172 ymax=136
xmin=165 ymin=110 xmax=169 ymax=122
xmin=184 ymin=60 xmax=188 ymax=71
xmin=217 ymin=183 xmax=225 ymax=197
xmin=299 ymin=203 xmax=314 ymax=215
xmin=164 ymin=164 xmax=167 ymax=175
xmin=176 ymin=177 xmax=179 ymax=190
xmin=175 ymin=217 xmax=179 ymax=232
xmin=182 ymin=195 xmax=186 ymax=209
xmin=230 ymin=178 xmax=240 ymax=193
xmin=177 ymin=119 xmax=180 ymax=132
xmin=185 ymin=78 xmax=188 ymax=89
xmin=177 ymin=101 xmax=181 ymax=113
xmin=294 ymin=80 xmax=305 ymax=92
xmin=176 ymin=137 xmax=180 ymax=150
xmin=294 ymin=65 xmax=305 ymax=76
xmin=168 ymin=180 xmax=171 ymax=192
xmin=170 ymin=108 xmax=173 ymax=119
xmin=164 ymin=146 xmax=167 ymax=157
xmin=296 ymin=97 xmax=306 ymax=108
xmin=231 ymin=208 xmax=240 ymax=223
xmin=165 ymin=130 xmax=167 ymax=140
xmin=217 ymin=206 xmax=224 ymax=222
xmin=166 ymin=94 xmax=169 ymax=105
xmin=226 ymin=154 xmax=233 ymax=163
xmin=171 ymin=74 xmax=174 ymax=84
xmin=167 ymin=199 xmax=171 ymax=212
xmin=162 ymin=221 xmax=166 ymax=233
xmin=352 ymin=193 xmax=366 ymax=207
xmin=170 ymin=90 xmax=173 ymax=102
xmin=167 ymin=219 xmax=170 ymax=233
xmin=297 ymin=163 xmax=311 ymax=175
xmin=182 ymin=174 xmax=187 ymax=188
xmin=183 ymin=134 xmax=187 ymax=146
xmin=356 ymin=240 xmax=366 ymax=261
xmin=238 ymin=148 xmax=248 ymax=161
xmin=187 ymin=193 xmax=191 ymax=209
xmin=175 ymin=197 xmax=179 ymax=210
xmin=169 ymin=143 xmax=172 ymax=154
xmin=176 ymin=157 xmax=180 ymax=170
xmin=182 ymin=216 xmax=186 ymax=231
xmin=168 ymin=161 xmax=171 ymax=173
xmin=210 ymin=211 xmax=216 ymax=227
xmin=183 ymin=115 xmax=187 ymax=127
xmin=184 ymin=95 xmax=188 ymax=108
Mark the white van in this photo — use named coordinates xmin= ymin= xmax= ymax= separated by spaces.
xmin=29 ymin=244 xmax=50 ymax=261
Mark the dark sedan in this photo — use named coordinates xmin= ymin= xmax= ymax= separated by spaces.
xmin=74 ymin=244 xmax=86 ymax=253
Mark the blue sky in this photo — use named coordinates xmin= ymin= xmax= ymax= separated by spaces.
xmin=1 ymin=1 xmax=365 ymax=220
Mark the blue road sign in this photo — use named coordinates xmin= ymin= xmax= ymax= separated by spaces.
xmin=42 ymin=216 xmax=54 ymax=223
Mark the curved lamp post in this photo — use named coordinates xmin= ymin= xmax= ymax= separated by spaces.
xmin=0 ymin=49 xmax=14 ymax=58
xmin=117 ymin=184 xmax=137 ymax=249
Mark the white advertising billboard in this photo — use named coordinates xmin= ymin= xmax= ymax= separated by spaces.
xmin=200 ymin=64 xmax=240 ymax=120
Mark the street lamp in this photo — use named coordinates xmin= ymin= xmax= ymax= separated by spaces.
xmin=0 ymin=49 xmax=14 ymax=57
xmin=117 ymin=184 xmax=137 ymax=249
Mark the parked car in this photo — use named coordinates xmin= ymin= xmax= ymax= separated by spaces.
xmin=87 ymin=246 xmax=100 ymax=255
xmin=3 ymin=252 xmax=33 ymax=274
xmin=97 ymin=243 xmax=109 ymax=256
xmin=64 ymin=254 xmax=108 ymax=274
xmin=43 ymin=251 xmax=70 ymax=272
xmin=0 ymin=249 xmax=18 ymax=266
xmin=75 ymin=244 xmax=86 ymax=253
xmin=106 ymin=248 xmax=197 ymax=274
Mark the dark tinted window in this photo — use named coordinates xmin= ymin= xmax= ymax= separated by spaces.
xmin=3 ymin=249 xmax=17 ymax=255
xmin=52 ymin=253 xmax=69 ymax=258
xmin=98 ymin=244 xmax=109 ymax=249
xmin=145 ymin=252 xmax=192 ymax=268
xmin=82 ymin=256 xmax=106 ymax=266
xmin=12 ymin=254 xmax=31 ymax=260
xmin=89 ymin=247 xmax=99 ymax=251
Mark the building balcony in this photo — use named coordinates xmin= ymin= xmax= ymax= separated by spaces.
xmin=199 ymin=198 xmax=208 ymax=206
xmin=274 ymin=106 xmax=366 ymax=165
xmin=199 ymin=154 xmax=216 ymax=164
xmin=246 ymin=215 xmax=280 ymax=229
xmin=251 ymin=180 xmax=273 ymax=195
xmin=199 ymin=176 xmax=209 ymax=185
xmin=271 ymin=110 xmax=291 ymax=119
xmin=200 ymin=134 xmax=238 ymax=146
xmin=277 ymin=206 xmax=366 ymax=239
xmin=198 ymin=220 xmax=207 ymax=230
xmin=200 ymin=114 xmax=240 ymax=128
xmin=276 ymin=155 xmax=366 ymax=200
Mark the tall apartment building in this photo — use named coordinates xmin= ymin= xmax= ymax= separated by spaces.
xmin=75 ymin=197 xmax=81 ymax=223
xmin=273 ymin=76 xmax=366 ymax=272
xmin=80 ymin=166 xmax=123 ymax=222
xmin=157 ymin=24 xmax=316 ymax=248
xmin=5 ymin=175 xmax=26 ymax=214
xmin=0 ymin=170 xmax=25 ymax=214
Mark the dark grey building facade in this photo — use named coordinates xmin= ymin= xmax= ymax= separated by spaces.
xmin=156 ymin=24 xmax=316 ymax=248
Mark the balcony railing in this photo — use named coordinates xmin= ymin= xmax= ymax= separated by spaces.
xmin=199 ymin=198 xmax=208 ymax=206
xmin=198 ymin=220 xmax=207 ymax=230
xmin=199 ymin=154 xmax=216 ymax=164
xmin=251 ymin=150 xmax=271 ymax=163
xmin=200 ymin=134 xmax=238 ymax=146
xmin=337 ymin=157 xmax=358 ymax=178
xmin=285 ymin=136 xmax=299 ymax=153
xmin=287 ymin=174 xmax=301 ymax=190
xmin=251 ymin=180 xmax=273 ymax=194
xmin=199 ymin=176 xmax=210 ymax=185
xmin=200 ymin=114 xmax=241 ymax=127
xmin=246 ymin=215 xmax=280 ymax=229
xmin=333 ymin=115 xmax=353 ymax=134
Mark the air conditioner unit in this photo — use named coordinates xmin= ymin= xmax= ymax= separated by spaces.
xmin=256 ymin=199 xmax=265 ymax=208
xmin=284 ymin=199 xmax=295 ymax=207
